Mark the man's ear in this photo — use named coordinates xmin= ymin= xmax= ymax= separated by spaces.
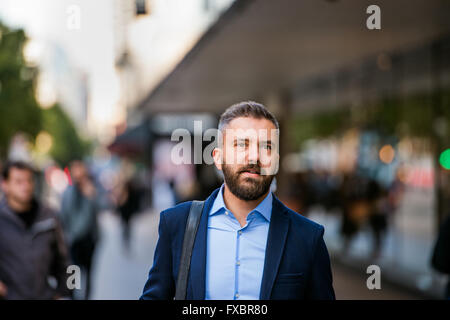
xmin=212 ymin=147 xmax=223 ymax=171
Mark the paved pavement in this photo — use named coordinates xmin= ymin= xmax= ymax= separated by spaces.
xmin=308 ymin=187 xmax=447 ymax=298
xmin=91 ymin=210 xmax=160 ymax=300
xmin=89 ymin=208 xmax=425 ymax=300
xmin=331 ymin=261 xmax=420 ymax=299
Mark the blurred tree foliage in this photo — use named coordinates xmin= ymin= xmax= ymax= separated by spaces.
xmin=288 ymin=90 xmax=450 ymax=148
xmin=0 ymin=21 xmax=41 ymax=157
xmin=0 ymin=21 xmax=90 ymax=164
xmin=42 ymin=104 xmax=91 ymax=167
xmin=288 ymin=108 xmax=350 ymax=147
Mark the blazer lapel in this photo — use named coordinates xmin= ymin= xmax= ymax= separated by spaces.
xmin=189 ymin=188 xmax=220 ymax=300
xmin=259 ymin=195 xmax=290 ymax=299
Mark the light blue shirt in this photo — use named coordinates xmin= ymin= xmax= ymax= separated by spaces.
xmin=205 ymin=184 xmax=272 ymax=300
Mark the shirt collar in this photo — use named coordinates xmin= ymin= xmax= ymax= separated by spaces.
xmin=209 ymin=183 xmax=272 ymax=222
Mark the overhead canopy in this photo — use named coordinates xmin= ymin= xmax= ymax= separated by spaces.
xmin=138 ymin=0 xmax=450 ymax=115
xmin=108 ymin=121 xmax=152 ymax=158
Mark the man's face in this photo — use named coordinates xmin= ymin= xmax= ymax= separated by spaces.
xmin=70 ymin=161 xmax=88 ymax=184
xmin=213 ymin=117 xmax=279 ymax=201
xmin=2 ymin=168 xmax=35 ymax=206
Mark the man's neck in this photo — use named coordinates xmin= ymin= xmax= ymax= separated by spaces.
xmin=222 ymin=184 xmax=269 ymax=227
xmin=7 ymin=198 xmax=32 ymax=213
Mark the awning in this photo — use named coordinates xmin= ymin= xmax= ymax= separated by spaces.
xmin=137 ymin=0 xmax=450 ymax=115
xmin=108 ymin=121 xmax=152 ymax=158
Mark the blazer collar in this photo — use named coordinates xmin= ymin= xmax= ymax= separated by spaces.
xmin=189 ymin=188 xmax=290 ymax=300
xmin=259 ymin=195 xmax=290 ymax=299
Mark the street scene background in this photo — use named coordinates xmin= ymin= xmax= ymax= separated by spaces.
xmin=0 ymin=0 xmax=450 ymax=300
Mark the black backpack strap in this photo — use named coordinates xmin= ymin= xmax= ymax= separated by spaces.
xmin=175 ymin=200 xmax=205 ymax=300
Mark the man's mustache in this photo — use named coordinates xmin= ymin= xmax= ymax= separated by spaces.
xmin=239 ymin=164 xmax=261 ymax=174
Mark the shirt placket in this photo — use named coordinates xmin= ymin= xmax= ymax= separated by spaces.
xmin=234 ymin=227 xmax=242 ymax=300
xmin=233 ymin=212 xmax=255 ymax=300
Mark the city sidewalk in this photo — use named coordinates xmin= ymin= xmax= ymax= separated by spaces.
xmin=91 ymin=209 xmax=160 ymax=300
xmin=309 ymin=187 xmax=448 ymax=299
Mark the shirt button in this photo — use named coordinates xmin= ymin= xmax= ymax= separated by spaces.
xmin=225 ymin=211 xmax=229 ymax=215
xmin=236 ymin=261 xmax=240 ymax=266
xmin=235 ymin=293 xmax=240 ymax=299
xmin=238 ymin=230 xmax=242 ymax=236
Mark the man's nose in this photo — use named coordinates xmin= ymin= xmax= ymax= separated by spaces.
xmin=248 ymin=143 xmax=259 ymax=164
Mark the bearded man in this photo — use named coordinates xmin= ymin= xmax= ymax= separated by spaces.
xmin=141 ymin=101 xmax=335 ymax=300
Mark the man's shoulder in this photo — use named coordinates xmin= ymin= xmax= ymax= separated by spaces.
xmin=276 ymin=199 xmax=324 ymax=235
xmin=36 ymin=201 xmax=59 ymax=221
xmin=160 ymin=188 xmax=221 ymax=232
xmin=275 ymin=202 xmax=326 ymax=253
xmin=160 ymin=200 xmax=195 ymax=226
xmin=0 ymin=199 xmax=59 ymax=226
xmin=0 ymin=199 xmax=8 ymax=214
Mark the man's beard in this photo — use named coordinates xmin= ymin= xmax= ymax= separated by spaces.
xmin=222 ymin=163 xmax=274 ymax=201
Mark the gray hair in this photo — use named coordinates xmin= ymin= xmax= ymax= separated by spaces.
xmin=218 ymin=101 xmax=279 ymax=131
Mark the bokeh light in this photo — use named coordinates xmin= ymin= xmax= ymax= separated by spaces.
xmin=439 ymin=148 xmax=450 ymax=170
xmin=45 ymin=166 xmax=69 ymax=193
xmin=35 ymin=131 xmax=53 ymax=154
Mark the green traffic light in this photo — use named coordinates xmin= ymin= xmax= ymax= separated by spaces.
xmin=440 ymin=149 xmax=450 ymax=170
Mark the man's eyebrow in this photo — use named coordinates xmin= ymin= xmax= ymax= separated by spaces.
xmin=233 ymin=138 xmax=273 ymax=143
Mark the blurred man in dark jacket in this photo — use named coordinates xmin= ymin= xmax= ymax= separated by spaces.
xmin=0 ymin=161 xmax=71 ymax=300
xmin=431 ymin=213 xmax=450 ymax=300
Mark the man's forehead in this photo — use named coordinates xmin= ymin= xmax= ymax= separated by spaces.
xmin=223 ymin=119 xmax=277 ymax=137
xmin=226 ymin=117 xmax=276 ymax=130
xmin=9 ymin=168 xmax=33 ymax=178
xmin=225 ymin=128 xmax=278 ymax=138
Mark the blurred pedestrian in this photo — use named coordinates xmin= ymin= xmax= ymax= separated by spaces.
xmin=339 ymin=174 xmax=380 ymax=255
xmin=431 ymin=213 xmax=450 ymax=300
xmin=60 ymin=160 xmax=99 ymax=300
xmin=113 ymin=177 xmax=142 ymax=251
xmin=368 ymin=174 xmax=404 ymax=260
xmin=368 ymin=188 xmax=389 ymax=259
xmin=0 ymin=161 xmax=71 ymax=300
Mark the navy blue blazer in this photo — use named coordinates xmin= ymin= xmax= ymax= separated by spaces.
xmin=140 ymin=188 xmax=335 ymax=300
